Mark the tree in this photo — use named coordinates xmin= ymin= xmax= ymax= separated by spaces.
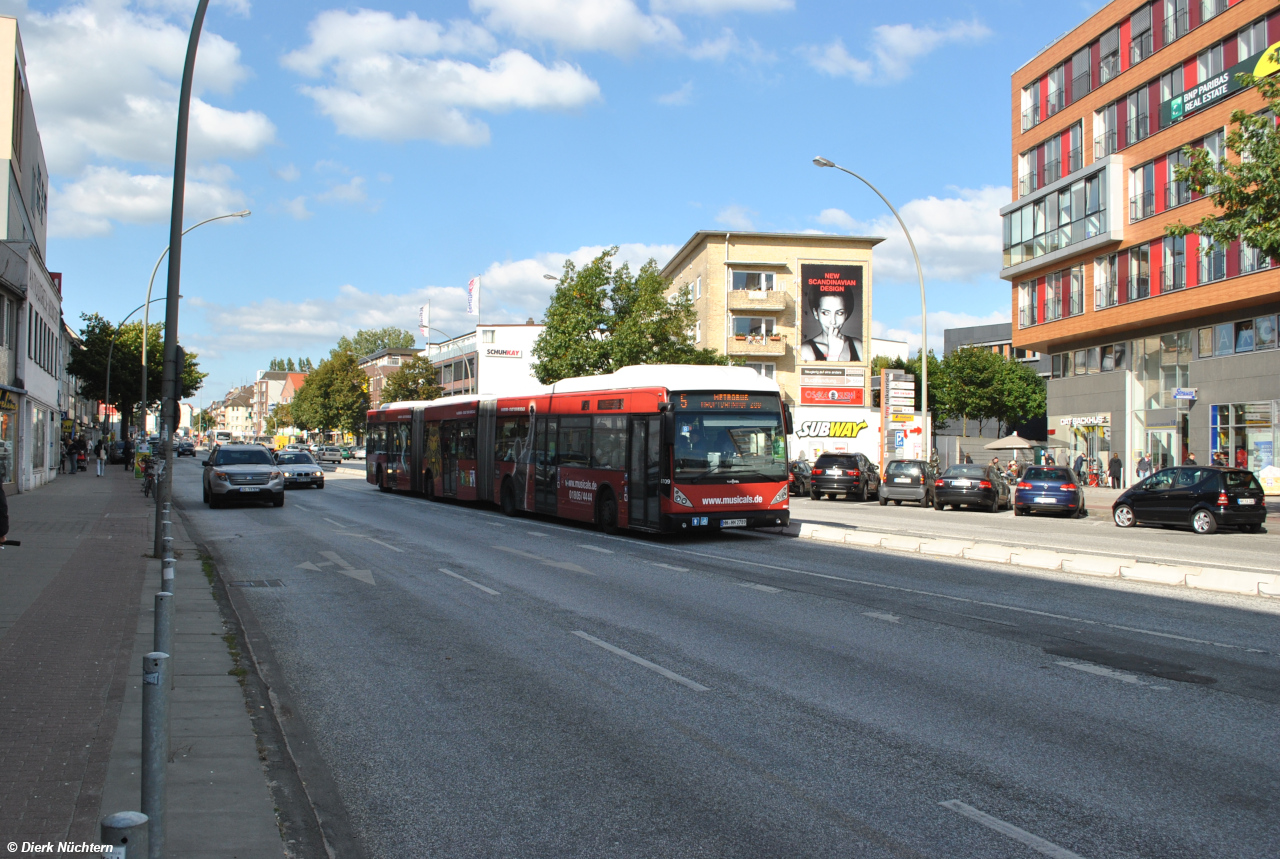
xmin=1166 ymin=48 xmax=1280 ymax=257
xmin=381 ymin=355 xmax=443 ymax=404
xmin=299 ymin=357 xmax=314 ymax=372
xmin=335 ymin=327 xmax=417 ymax=360
xmin=531 ymin=247 xmax=728 ymax=384
xmin=265 ymin=402 xmax=293 ymax=434
xmin=193 ymin=408 xmax=213 ymax=435
xmin=869 ymin=351 xmax=947 ymax=432
xmin=68 ymin=312 xmax=207 ymax=432
xmin=287 ymin=357 xmax=296 ymax=372
xmin=990 ymin=357 xmax=1046 ymax=436
xmin=937 ymin=347 xmax=1003 ymax=437
xmin=290 ymin=350 xmax=368 ymax=437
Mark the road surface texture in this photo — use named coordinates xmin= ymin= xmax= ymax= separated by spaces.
xmin=175 ymin=457 xmax=1280 ymax=859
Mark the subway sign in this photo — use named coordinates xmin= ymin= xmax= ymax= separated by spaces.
xmin=1160 ymin=43 xmax=1280 ymax=126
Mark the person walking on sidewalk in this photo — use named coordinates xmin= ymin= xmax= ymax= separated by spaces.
xmin=0 ymin=481 xmax=7 ymax=544
xmin=122 ymin=437 xmax=132 ymax=471
xmin=94 ymin=438 xmax=107 ymax=476
xmin=1108 ymin=452 xmax=1123 ymax=488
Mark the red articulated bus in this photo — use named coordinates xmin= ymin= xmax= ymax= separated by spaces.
xmin=365 ymin=365 xmax=791 ymax=534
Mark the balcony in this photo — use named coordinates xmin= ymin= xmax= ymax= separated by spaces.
xmin=1018 ymin=168 xmax=1039 ymax=198
xmin=1046 ymin=89 xmax=1065 ymax=118
xmin=1070 ymin=71 xmax=1091 ymax=102
xmin=1094 ymin=130 xmax=1118 ymax=160
xmin=1129 ymin=32 xmax=1153 ymax=66
xmin=1130 ymin=190 xmax=1155 ymax=222
xmin=1166 ymin=183 xmax=1191 ymax=209
xmin=1099 ymin=53 xmax=1120 ymax=85
xmin=727 ymin=289 xmax=787 ymax=312
xmin=727 ymin=334 xmax=788 ymax=357
xmin=1199 ymin=249 xmax=1227 ymax=284
xmin=1163 ymin=261 xmax=1186 ymax=292
xmin=1241 ymin=246 xmax=1274 ymax=275
xmin=1125 ymin=115 xmax=1149 ymax=146
xmin=1163 ymin=11 xmax=1190 ymax=45
xmin=1021 ymin=103 xmax=1040 ymax=132
xmin=1201 ymin=0 xmax=1228 ymax=22
xmin=1128 ymin=274 xmax=1150 ymax=300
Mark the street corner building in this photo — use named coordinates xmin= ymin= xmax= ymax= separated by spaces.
xmin=660 ymin=230 xmax=924 ymax=465
xmin=1006 ymin=0 xmax=1280 ymax=491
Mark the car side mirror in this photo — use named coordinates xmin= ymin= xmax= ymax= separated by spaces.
xmin=201 ymin=460 xmax=210 ymax=467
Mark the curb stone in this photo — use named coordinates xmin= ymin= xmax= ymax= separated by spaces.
xmin=1120 ymin=562 xmax=1196 ymax=585
xmin=845 ymin=531 xmax=886 ymax=547
xmin=1061 ymin=555 xmax=1126 ymax=577
xmin=1185 ymin=568 xmax=1270 ymax=596
xmin=920 ymin=539 xmax=973 ymax=558
xmin=963 ymin=543 xmax=1013 ymax=564
xmin=1009 ymin=550 xmax=1067 ymax=571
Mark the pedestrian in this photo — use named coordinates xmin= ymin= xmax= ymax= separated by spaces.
xmin=1136 ymin=452 xmax=1151 ymax=480
xmin=963 ymin=452 xmax=973 ymax=464
xmin=94 ymin=438 xmax=107 ymax=476
xmin=1108 ymin=452 xmax=1123 ymax=488
xmin=0 ymin=480 xmax=8 ymax=545
xmin=122 ymin=437 xmax=133 ymax=471
xmin=60 ymin=439 xmax=72 ymax=474
xmin=1182 ymin=451 xmax=1198 ymax=466
xmin=1045 ymin=454 xmax=1056 ymax=466
xmin=1073 ymin=452 xmax=1085 ymax=477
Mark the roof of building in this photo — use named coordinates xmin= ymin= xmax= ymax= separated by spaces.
xmin=358 ymin=347 xmax=420 ymax=365
xmin=257 ymin=371 xmax=291 ymax=381
xmin=660 ymin=230 xmax=885 ymax=281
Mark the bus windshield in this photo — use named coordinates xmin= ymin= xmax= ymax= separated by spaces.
xmin=673 ymin=399 xmax=787 ymax=484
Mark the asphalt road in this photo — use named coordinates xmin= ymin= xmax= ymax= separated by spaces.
xmin=176 ymin=456 xmax=1280 ymax=858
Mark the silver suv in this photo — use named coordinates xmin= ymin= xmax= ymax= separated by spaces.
xmin=203 ymin=444 xmax=285 ymax=508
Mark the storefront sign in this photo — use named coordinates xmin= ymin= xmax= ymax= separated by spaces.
xmin=795 ymin=419 xmax=869 ymax=439
xmin=800 ymin=386 xmax=864 ymax=406
xmin=801 ymin=367 xmax=863 ymax=386
xmin=1160 ymin=42 xmax=1280 ymax=125
xmin=1173 ymin=387 xmax=1197 ymax=401
xmin=485 ymin=348 xmax=522 ymax=358
xmin=1060 ymin=414 xmax=1110 ymax=428
xmin=0 ymin=390 xmax=16 ymax=412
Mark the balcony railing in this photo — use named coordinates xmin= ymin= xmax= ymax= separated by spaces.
xmin=1125 ymin=114 xmax=1149 ymax=146
xmin=1163 ymin=261 xmax=1186 ymax=292
xmin=1128 ymin=274 xmax=1150 ymax=300
xmin=1129 ymin=32 xmax=1153 ymax=66
xmin=1240 ymin=247 xmax=1273 ymax=275
xmin=1163 ymin=11 xmax=1190 ymax=45
xmin=1130 ymin=190 xmax=1155 ymax=222
xmin=1018 ymin=168 xmax=1038 ymax=197
xmin=1094 ymin=130 xmax=1118 ymax=159
xmin=1046 ymin=89 xmax=1066 ymax=117
xmin=727 ymin=334 xmax=788 ymax=357
xmin=1099 ymin=53 xmax=1120 ymax=85
xmin=1201 ymin=0 xmax=1227 ymax=22
xmin=1018 ymin=304 xmax=1036 ymax=329
xmin=1166 ymin=183 xmax=1192 ymax=209
xmin=1021 ymin=103 xmax=1041 ymax=132
xmin=1066 ymin=145 xmax=1083 ymax=174
xmin=727 ymin=289 xmax=787 ymax=312
xmin=1199 ymin=249 xmax=1227 ymax=284
xmin=1070 ymin=71 xmax=1091 ymax=102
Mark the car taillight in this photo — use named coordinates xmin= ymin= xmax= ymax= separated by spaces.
xmin=1059 ymin=483 xmax=1077 ymax=491
xmin=1017 ymin=482 xmax=1032 ymax=490
xmin=811 ymin=468 xmax=823 ymax=475
xmin=1217 ymin=491 xmax=1228 ymax=506
xmin=934 ymin=479 xmax=944 ymax=487
xmin=979 ymin=480 xmax=992 ymax=489
xmin=852 ymin=470 xmax=861 ymax=477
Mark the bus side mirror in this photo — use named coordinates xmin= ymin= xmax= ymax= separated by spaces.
xmin=662 ymin=410 xmax=676 ymax=442
xmin=784 ymin=404 xmax=794 ymax=435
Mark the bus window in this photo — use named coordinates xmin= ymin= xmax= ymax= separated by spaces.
xmin=457 ymin=421 xmax=477 ymax=460
xmin=591 ymin=416 xmax=626 ymax=470
xmin=495 ymin=417 xmax=528 ymax=462
xmin=558 ymin=417 xmax=591 ymax=466
xmin=367 ymin=425 xmax=387 ymax=455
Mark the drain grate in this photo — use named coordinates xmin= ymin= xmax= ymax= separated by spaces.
xmin=228 ymin=579 xmax=285 ymax=588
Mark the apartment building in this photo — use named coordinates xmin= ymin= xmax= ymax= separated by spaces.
xmin=359 ymin=347 xmax=419 ymax=409
xmin=1006 ymin=0 xmax=1280 ymax=482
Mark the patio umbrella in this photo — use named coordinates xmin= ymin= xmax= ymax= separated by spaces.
xmin=984 ymin=435 xmax=1038 ymax=450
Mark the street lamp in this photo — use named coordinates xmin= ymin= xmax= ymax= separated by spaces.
xmin=138 ymin=209 xmax=249 ymax=437
xmin=812 ymin=156 xmax=931 ymax=458
xmin=104 ymin=296 xmax=179 ymax=441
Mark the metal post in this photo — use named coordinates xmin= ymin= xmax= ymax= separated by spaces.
xmin=161 ymin=557 xmax=175 ymax=591
xmin=154 ymin=0 xmax=211 ymax=559
xmin=154 ymin=593 xmax=173 ymax=659
xmin=100 ymin=811 xmax=149 ymax=857
xmin=141 ymin=651 xmax=169 ymax=859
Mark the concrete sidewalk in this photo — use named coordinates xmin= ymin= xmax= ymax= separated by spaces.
xmin=0 ymin=467 xmax=284 ymax=855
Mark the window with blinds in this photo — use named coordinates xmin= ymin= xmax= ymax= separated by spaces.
xmin=1130 ymin=5 xmax=1153 ymax=64
xmin=1099 ymin=27 xmax=1120 ymax=84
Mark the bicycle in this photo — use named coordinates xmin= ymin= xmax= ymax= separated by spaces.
xmin=141 ymin=456 xmax=164 ymax=498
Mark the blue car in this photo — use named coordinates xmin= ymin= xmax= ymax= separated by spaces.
xmin=1014 ymin=466 xmax=1086 ymax=518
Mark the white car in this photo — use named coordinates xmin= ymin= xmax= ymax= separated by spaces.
xmin=352 ymin=446 xmax=367 ymax=461
xmin=315 ymin=445 xmax=343 ymax=464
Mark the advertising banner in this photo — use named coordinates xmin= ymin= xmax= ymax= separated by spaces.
xmin=792 ymin=406 xmax=880 ymax=461
xmin=467 ymin=277 xmax=481 ymax=316
xmin=799 ymin=264 xmax=863 ymax=363
xmin=800 ymin=386 xmax=865 ymax=406
xmin=1160 ymin=42 xmax=1280 ymax=126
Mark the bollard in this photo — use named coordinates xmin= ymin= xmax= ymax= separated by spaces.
xmin=160 ymin=557 xmax=175 ymax=590
xmin=141 ymin=652 xmax=169 ymax=859
xmin=161 ymin=535 xmax=173 ymax=554
xmin=161 ymin=519 xmax=172 ymax=538
xmin=154 ymin=593 xmax=173 ymax=658
xmin=101 ymin=811 xmax=148 ymax=858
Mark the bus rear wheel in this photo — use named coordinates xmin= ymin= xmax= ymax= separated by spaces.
xmin=596 ymin=491 xmax=618 ymax=535
xmin=501 ymin=479 xmax=519 ymax=517
xmin=376 ymin=466 xmax=390 ymax=492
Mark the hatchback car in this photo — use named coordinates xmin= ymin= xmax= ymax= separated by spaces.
xmin=275 ymin=451 xmax=325 ymax=489
xmin=809 ymin=452 xmax=880 ymax=501
xmin=878 ymin=460 xmax=934 ymax=507
xmin=1113 ymin=466 xmax=1266 ymax=534
xmin=789 ymin=461 xmax=812 ymax=496
xmin=202 ymin=444 xmax=285 ymax=508
xmin=315 ymin=445 xmax=343 ymax=464
xmin=1014 ymin=466 xmax=1085 ymax=517
xmin=934 ymin=464 xmax=1011 ymax=512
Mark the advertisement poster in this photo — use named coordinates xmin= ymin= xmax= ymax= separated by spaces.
xmin=800 ymin=264 xmax=863 ymax=363
xmin=800 ymin=387 xmax=865 ymax=406
xmin=792 ymin=406 xmax=880 ymax=461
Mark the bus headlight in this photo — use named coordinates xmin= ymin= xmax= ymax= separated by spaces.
xmin=771 ymin=485 xmax=789 ymax=505
xmin=672 ymin=486 xmax=693 ymax=507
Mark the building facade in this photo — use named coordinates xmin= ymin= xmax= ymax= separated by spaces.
xmin=422 ymin=322 xmax=544 ymax=399
xmin=1007 ymin=0 xmax=1280 ymax=486
xmin=359 ymin=348 xmax=419 ymax=409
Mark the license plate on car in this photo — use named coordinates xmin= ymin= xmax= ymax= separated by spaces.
xmin=894 ymin=477 xmax=910 ymax=483
xmin=827 ymin=469 xmax=841 ymax=476
xmin=1035 ymin=496 xmax=1057 ymax=503
xmin=954 ymin=479 xmax=971 ymax=487
xmin=1238 ymin=498 xmax=1257 ymax=505
xmin=240 ymin=487 xmax=260 ymax=492
xmin=720 ymin=518 xmax=747 ymax=528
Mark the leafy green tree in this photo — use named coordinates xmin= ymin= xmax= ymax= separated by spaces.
xmin=68 ymin=313 xmax=206 ymax=432
xmin=870 ymin=351 xmax=947 ymax=432
xmin=335 ymin=327 xmax=417 ymax=360
xmin=300 ymin=357 xmax=314 ymax=372
xmin=991 ymin=357 xmax=1047 ymax=436
xmin=265 ymin=402 xmax=293 ymax=434
xmin=381 ymin=355 xmax=443 ymax=404
xmin=290 ymin=349 xmax=368 ymax=436
xmin=937 ymin=347 xmax=1003 ymax=436
xmin=286 ymin=357 xmax=296 ymax=372
xmin=532 ymin=247 xmax=728 ymax=384
xmin=1167 ymin=48 xmax=1280 ymax=256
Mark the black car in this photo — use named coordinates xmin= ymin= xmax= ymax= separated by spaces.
xmin=789 ymin=461 xmax=812 ymax=496
xmin=108 ymin=441 xmax=127 ymax=464
xmin=176 ymin=440 xmax=196 ymax=457
xmin=1113 ymin=466 xmax=1266 ymax=534
xmin=1014 ymin=466 xmax=1085 ymax=517
xmin=934 ymin=464 xmax=1011 ymax=512
xmin=809 ymin=452 xmax=880 ymax=501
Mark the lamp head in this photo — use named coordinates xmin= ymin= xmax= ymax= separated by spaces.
xmin=234 ymin=210 xmax=251 ymax=218
xmin=812 ymin=157 xmax=836 ymax=168
xmin=543 ymin=274 xmax=558 ymax=281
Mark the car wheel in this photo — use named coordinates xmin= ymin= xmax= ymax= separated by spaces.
xmin=273 ymin=493 xmax=285 ymax=508
xmin=810 ymin=490 xmax=820 ymax=501
xmin=317 ymin=480 xmax=324 ymax=489
xmin=501 ymin=479 xmax=519 ymax=517
xmin=209 ymin=494 xmax=222 ymax=510
xmin=202 ymin=482 xmax=209 ymax=503
xmin=1241 ymin=523 xmax=1263 ymax=534
xmin=859 ymin=482 xmax=869 ymax=502
xmin=1113 ymin=504 xmax=1136 ymax=528
xmin=951 ymin=503 xmax=961 ymax=511
xmin=893 ymin=499 xmax=902 ymax=506
xmin=879 ymin=495 xmax=888 ymax=506
xmin=933 ymin=499 xmax=943 ymax=511
xmin=1013 ymin=505 xmax=1023 ymax=516
xmin=1191 ymin=509 xmax=1217 ymax=535
xmin=596 ymin=491 xmax=619 ymax=535
xmin=989 ymin=495 xmax=999 ymax=513
xmin=1074 ymin=506 xmax=1087 ymax=519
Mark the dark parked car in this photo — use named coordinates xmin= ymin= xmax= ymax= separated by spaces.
xmin=108 ymin=441 xmax=127 ymax=464
xmin=176 ymin=440 xmax=196 ymax=457
xmin=878 ymin=459 xmax=934 ymax=507
xmin=789 ymin=461 xmax=812 ymax=496
xmin=809 ymin=452 xmax=880 ymax=501
xmin=1014 ymin=466 xmax=1085 ymax=517
xmin=1112 ymin=466 xmax=1266 ymax=534
xmin=934 ymin=464 xmax=1011 ymax=512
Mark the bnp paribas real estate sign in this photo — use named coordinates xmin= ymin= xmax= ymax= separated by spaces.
xmin=1161 ymin=44 xmax=1280 ymax=126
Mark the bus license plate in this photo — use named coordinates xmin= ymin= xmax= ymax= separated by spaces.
xmin=720 ymin=518 xmax=747 ymax=528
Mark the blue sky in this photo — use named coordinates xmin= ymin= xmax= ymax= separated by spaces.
xmin=8 ymin=0 xmax=1103 ymax=402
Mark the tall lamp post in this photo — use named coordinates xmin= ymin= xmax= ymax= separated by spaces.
xmin=138 ymin=209 xmax=249 ymax=437
xmin=104 ymin=296 xmax=177 ymax=442
xmin=812 ymin=156 xmax=931 ymax=458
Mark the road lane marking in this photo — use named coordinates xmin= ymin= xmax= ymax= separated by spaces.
xmin=863 ymin=611 xmax=901 ymax=624
xmin=578 ymin=545 xmax=614 ymax=554
xmin=494 ymin=546 xmax=595 ymax=575
xmin=316 ymin=551 xmax=374 ymax=585
xmin=527 ymin=531 xmax=550 ymax=537
xmin=323 ymin=517 xmax=346 ymax=527
xmin=438 ymin=568 xmax=500 ymax=596
xmin=495 ymin=547 xmax=541 ymax=560
xmin=366 ymin=537 xmax=404 ymax=553
xmin=939 ymin=800 xmax=1088 ymax=859
xmin=572 ymin=631 xmax=709 ymax=692
xmin=736 ymin=582 xmax=780 ymax=593
xmin=650 ymin=562 xmax=689 ymax=572
xmin=1056 ymin=661 xmax=1169 ymax=690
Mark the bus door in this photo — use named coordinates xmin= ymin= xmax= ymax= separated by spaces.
xmin=410 ymin=410 xmax=424 ymax=494
xmin=534 ymin=415 xmax=558 ymax=514
xmin=442 ymin=421 xmax=458 ymax=496
xmin=628 ymin=416 xmax=662 ymax=529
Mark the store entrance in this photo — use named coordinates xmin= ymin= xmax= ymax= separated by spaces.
xmin=1146 ymin=430 xmax=1178 ymax=472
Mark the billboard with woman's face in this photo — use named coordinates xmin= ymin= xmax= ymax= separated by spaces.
xmin=800 ymin=264 xmax=863 ymax=363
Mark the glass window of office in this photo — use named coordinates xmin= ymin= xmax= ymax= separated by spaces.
xmin=743 ymin=362 xmax=775 ymax=379
xmin=1212 ymin=403 xmax=1275 ymax=472
xmin=732 ymin=271 xmax=775 ymax=291
xmin=1095 ymin=253 xmax=1119 ymax=309
xmin=1201 ymin=315 xmax=1278 ymax=356
xmin=732 ymin=316 xmax=776 ymax=338
xmin=1003 ymin=171 xmax=1106 ymax=267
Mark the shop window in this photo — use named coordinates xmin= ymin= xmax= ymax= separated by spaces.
xmin=1198 ymin=327 xmax=1213 ymax=358
xmin=1212 ymin=403 xmax=1274 ymax=472
xmin=731 ymin=271 xmax=775 ymax=291
xmin=1052 ymin=354 xmax=1062 ymax=378
xmin=1256 ymin=316 xmax=1277 ymax=350
xmin=1100 ymin=343 xmax=1127 ymax=372
xmin=1235 ymin=320 xmax=1255 ymax=353
xmin=1073 ymin=350 xmax=1087 ymax=375
xmin=1214 ymin=323 xmax=1233 ymax=356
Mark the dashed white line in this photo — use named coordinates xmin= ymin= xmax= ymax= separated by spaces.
xmin=578 ymin=545 xmax=615 ymax=554
xmin=527 ymin=531 xmax=550 ymax=537
xmin=862 ymin=611 xmax=901 ymax=624
xmin=1056 ymin=661 xmax=1168 ymax=690
xmin=736 ymin=582 xmax=780 ymax=593
xmin=438 ymin=567 xmax=500 ymax=596
xmin=650 ymin=562 xmax=689 ymax=572
xmin=322 ymin=517 xmax=345 ymax=527
xmin=940 ymin=800 xmax=1088 ymax=859
xmin=572 ymin=631 xmax=710 ymax=692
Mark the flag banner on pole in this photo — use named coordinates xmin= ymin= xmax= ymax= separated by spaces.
xmin=467 ymin=277 xmax=480 ymax=316
xmin=419 ymin=304 xmax=428 ymax=336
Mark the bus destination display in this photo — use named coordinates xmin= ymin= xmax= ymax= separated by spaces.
xmin=676 ymin=393 xmax=776 ymax=411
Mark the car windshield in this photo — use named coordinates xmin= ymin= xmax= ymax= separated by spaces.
xmin=1023 ymin=467 xmax=1073 ymax=482
xmin=944 ymin=465 xmax=988 ymax=478
xmin=277 ymin=454 xmax=316 ymax=465
xmin=214 ymin=449 xmax=274 ymax=466
xmin=885 ymin=461 xmax=923 ymax=476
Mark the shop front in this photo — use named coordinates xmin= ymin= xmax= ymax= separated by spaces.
xmin=1212 ymin=402 xmax=1278 ymax=492
xmin=0 ymin=386 xmax=17 ymax=486
xmin=1050 ymin=413 xmax=1112 ymax=475
xmin=791 ymin=406 xmax=880 ymax=463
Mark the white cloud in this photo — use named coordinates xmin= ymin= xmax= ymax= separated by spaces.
xmin=17 ymin=1 xmax=274 ymax=173
xmin=50 ymin=164 xmax=248 ymax=237
xmin=872 ymin=310 xmax=1010 ymax=357
xmin=803 ymin=19 xmax=990 ymax=83
xmin=275 ymin=163 xmax=301 ymax=182
xmin=471 ymin=0 xmax=681 ymax=54
xmin=285 ymin=9 xmax=601 ymax=145
xmin=813 ymin=186 xmax=1009 ymax=284
xmin=656 ymin=81 xmax=693 ymax=106
xmin=316 ymin=176 xmax=367 ymax=204
xmin=653 ymin=0 xmax=792 ymax=11
xmin=281 ymin=196 xmax=311 ymax=220
xmin=715 ymin=204 xmax=755 ymax=230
